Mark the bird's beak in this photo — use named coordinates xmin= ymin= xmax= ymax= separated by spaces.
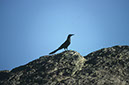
xmin=71 ymin=34 xmax=74 ymax=36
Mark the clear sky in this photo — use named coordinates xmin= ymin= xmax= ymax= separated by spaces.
xmin=0 ymin=0 xmax=129 ymax=70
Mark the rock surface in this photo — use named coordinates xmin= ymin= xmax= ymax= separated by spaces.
xmin=0 ymin=45 xmax=129 ymax=85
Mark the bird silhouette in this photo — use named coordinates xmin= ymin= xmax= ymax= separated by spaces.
xmin=49 ymin=34 xmax=74 ymax=54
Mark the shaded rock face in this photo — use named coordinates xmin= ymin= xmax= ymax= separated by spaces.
xmin=0 ymin=51 xmax=86 ymax=85
xmin=0 ymin=45 xmax=129 ymax=85
xmin=83 ymin=45 xmax=129 ymax=85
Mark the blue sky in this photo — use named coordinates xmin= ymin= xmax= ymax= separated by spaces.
xmin=0 ymin=0 xmax=129 ymax=70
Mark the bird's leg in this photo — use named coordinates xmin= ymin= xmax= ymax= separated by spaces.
xmin=64 ymin=48 xmax=66 ymax=51
xmin=66 ymin=48 xmax=68 ymax=51
xmin=65 ymin=48 xmax=68 ymax=52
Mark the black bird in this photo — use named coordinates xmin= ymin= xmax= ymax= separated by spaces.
xmin=49 ymin=34 xmax=74 ymax=54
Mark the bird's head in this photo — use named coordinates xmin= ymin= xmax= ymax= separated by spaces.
xmin=68 ymin=34 xmax=74 ymax=37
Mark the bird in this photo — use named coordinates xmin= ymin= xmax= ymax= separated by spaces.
xmin=49 ymin=34 xmax=74 ymax=54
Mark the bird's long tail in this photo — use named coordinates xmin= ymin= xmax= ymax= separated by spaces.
xmin=49 ymin=48 xmax=60 ymax=54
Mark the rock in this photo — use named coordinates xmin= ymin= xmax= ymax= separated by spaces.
xmin=0 ymin=45 xmax=129 ymax=85
xmin=0 ymin=50 xmax=86 ymax=85
xmin=83 ymin=45 xmax=129 ymax=85
xmin=0 ymin=70 xmax=10 ymax=81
